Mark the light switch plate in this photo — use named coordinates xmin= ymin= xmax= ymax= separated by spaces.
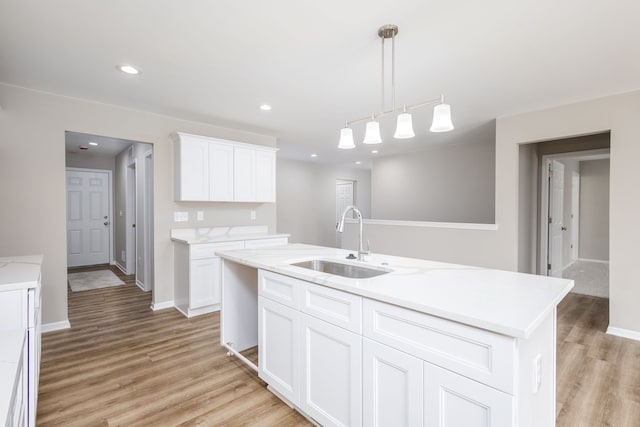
xmin=197 ymin=211 xmax=204 ymax=221
xmin=250 ymin=210 xmax=256 ymax=220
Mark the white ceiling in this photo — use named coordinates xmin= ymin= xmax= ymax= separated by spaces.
xmin=65 ymin=131 xmax=140 ymax=156
xmin=2 ymin=1 xmax=639 ymax=166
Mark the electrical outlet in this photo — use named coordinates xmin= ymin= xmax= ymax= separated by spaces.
xmin=250 ymin=210 xmax=256 ymax=220
xmin=197 ymin=211 xmax=204 ymax=221
xmin=532 ymin=354 xmax=542 ymax=393
xmin=174 ymin=211 xmax=189 ymax=222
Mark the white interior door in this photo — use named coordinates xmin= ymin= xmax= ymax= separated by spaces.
xmin=571 ymin=171 xmax=580 ymax=261
xmin=66 ymin=169 xmax=111 ymax=267
xmin=548 ymin=160 xmax=565 ymax=277
xmin=336 ymin=181 xmax=354 ymax=248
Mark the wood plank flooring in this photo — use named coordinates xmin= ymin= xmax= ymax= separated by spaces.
xmin=37 ymin=267 xmax=640 ymax=426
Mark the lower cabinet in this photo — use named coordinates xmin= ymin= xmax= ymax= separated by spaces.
xmin=258 ymin=296 xmax=300 ymax=405
xmin=423 ymin=362 xmax=514 ymax=427
xmin=190 ymin=257 xmax=219 ymax=309
xmin=362 ymin=338 xmax=423 ymax=427
xmin=299 ymin=313 xmax=362 ymax=427
xmin=258 ymin=270 xmax=520 ymax=427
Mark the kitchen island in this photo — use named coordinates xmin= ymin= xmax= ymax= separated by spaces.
xmin=217 ymin=243 xmax=573 ymax=427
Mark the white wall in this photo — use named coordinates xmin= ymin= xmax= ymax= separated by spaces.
xmin=277 ymin=158 xmax=371 ymax=246
xmin=579 ymin=159 xmax=610 ymax=261
xmin=371 ymin=136 xmax=495 ymax=223
xmin=0 ymin=83 xmax=276 ymax=325
xmin=497 ymin=91 xmax=640 ymax=335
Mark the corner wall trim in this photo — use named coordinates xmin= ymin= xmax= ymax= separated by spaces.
xmin=114 ymin=261 xmax=127 ymax=275
xmin=606 ymin=326 xmax=640 ymax=342
xmin=151 ymin=300 xmax=174 ymax=311
xmin=42 ymin=320 xmax=71 ymax=333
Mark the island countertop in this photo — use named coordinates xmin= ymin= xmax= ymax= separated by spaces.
xmin=216 ymin=243 xmax=573 ymax=339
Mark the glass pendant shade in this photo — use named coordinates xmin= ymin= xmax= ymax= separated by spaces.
xmin=429 ymin=103 xmax=454 ymax=132
xmin=363 ymin=120 xmax=382 ymax=144
xmin=393 ymin=112 xmax=415 ymax=139
xmin=338 ymin=127 xmax=355 ymax=149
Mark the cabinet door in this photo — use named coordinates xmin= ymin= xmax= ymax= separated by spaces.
xmin=423 ymin=363 xmax=514 ymax=427
xmin=255 ymin=150 xmax=276 ymax=202
xmin=258 ymin=296 xmax=300 ymax=405
xmin=209 ymin=143 xmax=234 ymax=201
xmin=300 ymin=313 xmax=362 ymax=427
xmin=189 ymin=258 xmax=219 ymax=309
xmin=233 ymin=147 xmax=256 ymax=201
xmin=363 ymin=338 xmax=423 ymax=427
xmin=175 ymin=139 xmax=209 ymax=201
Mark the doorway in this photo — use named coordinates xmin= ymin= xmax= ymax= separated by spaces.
xmin=539 ymin=149 xmax=610 ymax=297
xmin=65 ymin=131 xmax=154 ymax=295
xmin=335 ymin=179 xmax=355 ymax=248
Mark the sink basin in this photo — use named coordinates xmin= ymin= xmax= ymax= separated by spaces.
xmin=290 ymin=259 xmax=391 ymax=279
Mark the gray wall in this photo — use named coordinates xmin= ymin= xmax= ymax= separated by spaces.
xmin=579 ymin=159 xmax=610 ymax=261
xmin=0 ymin=83 xmax=276 ymax=325
xmin=518 ymin=143 xmax=538 ymax=274
xmin=66 ymin=152 xmax=116 ymax=173
xmin=277 ymin=158 xmax=371 ymax=246
xmin=371 ymin=138 xmax=495 ymax=223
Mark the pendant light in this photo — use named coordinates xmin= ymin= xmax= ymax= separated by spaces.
xmin=338 ymin=125 xmax=355 ymax=149
xmin=363 ymin=115 xmax=382 ymax=144
xmin=393 ymin=106 xmax=415 ymax=139
xmin=338 ymin=24 xmax=454 ymax=149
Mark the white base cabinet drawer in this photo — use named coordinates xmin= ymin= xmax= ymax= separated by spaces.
xmin=424 ymin=362 xmax=514 ymax=427
xmin=300 ymin=281 xmax=362 ymax=334
xmin=363 ymin=299 xmax=515 ymax=394
xmin=363 ymin=338 xmax=423 ymax=427
xmin=259 ymin=270 xmax=300 ymax=309
xmin=300 ymin=313 xmax=362 ymax=427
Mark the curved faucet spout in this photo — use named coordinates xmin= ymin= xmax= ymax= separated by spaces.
xmin=337 ymin=205 xmax=367 ymax=261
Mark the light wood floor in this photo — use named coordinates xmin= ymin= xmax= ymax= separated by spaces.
xmin=37 ymin=267 xmax=640 ymax=426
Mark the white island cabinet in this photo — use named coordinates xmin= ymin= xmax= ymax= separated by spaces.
xmin=0 ymin=255 xmax=43 ymax=427
xmin=217 ymin=244 xmax=573 ymax=427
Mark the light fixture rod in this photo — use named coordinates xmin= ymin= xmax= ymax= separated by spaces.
xmin=392 ymin=29 xmax=396 ymax=111
xmin=345 ymin=95 xmax=443 ymax=126
xmin=381 ymin=34 xmax=385 ymax=114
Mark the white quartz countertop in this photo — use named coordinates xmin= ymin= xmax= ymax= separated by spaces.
xmin=171 ymin=226 xmax=289 ymax=245
xmin=0 ymin=254 xmax=43 ymax=291
xmin=216 ymin=244 xmax=574 ymax=339
xmin=0 ymin=329 xmax=25 ymax=427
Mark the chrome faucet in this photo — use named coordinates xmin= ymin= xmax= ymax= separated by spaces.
xmin=337 ymin=205 xmax=368 ymax=261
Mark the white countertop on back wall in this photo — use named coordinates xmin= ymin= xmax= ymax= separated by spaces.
xmin=171 ymin=225 xmax=289 ymax=245
xmin=0 ymin=255 xmax=43 ymax=292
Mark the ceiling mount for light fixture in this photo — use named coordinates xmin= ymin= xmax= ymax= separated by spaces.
xmin=338 ymin=24 xmax=454 ymax=150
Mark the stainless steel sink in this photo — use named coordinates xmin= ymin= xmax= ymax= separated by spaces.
xmin=290 ymin=259 xmax=391 ymax=279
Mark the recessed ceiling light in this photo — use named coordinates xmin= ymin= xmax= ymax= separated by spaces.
xmin=355 ymin=161 xmax=361 ymax=165
xmin=89 ymin=142 xmax=99 ymax=146
xmin=371 ymin=150 xmax=378 ymax=154
xmin=259 ymin=104 xmax=272 ymax=111
xmin=311 ymin=154 xmax=318 ymax=158
xmin=117 ymin=64 xmax=141 ymax=75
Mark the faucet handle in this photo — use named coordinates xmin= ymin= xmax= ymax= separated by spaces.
xmin=366 ymin=240 xmax=371 ymax=254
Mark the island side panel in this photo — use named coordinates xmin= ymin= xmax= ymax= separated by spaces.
xmin=517 ymin=309 xmax=556 ymax=427
xmin=221 ymin=259 xmax=259 ymax=352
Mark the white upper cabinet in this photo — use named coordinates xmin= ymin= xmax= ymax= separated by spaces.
xmin=173 ymin=132 xmax=277 ymax=202
xmin=209 ymin=143 xmax=234 ymax=201
xmin=233 ymin=147 xmax=256 ymax=202
xmin=174 ymin=135 xmax=210 ymax=201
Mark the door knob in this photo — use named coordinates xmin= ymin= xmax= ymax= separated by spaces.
xmin=104 ymin=221 xmax=110 ymax=226
xmin=561 ymin=226 xmax=567 ymax=231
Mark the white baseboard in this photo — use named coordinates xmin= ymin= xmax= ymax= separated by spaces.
xmin=578 ymin=258 xmax=609 ymax=264
xmin=135 ymin=279 xmax=145 ymax=291
xmin=151 ymin=300 xmax=174 ymax=311
xmin=114 ymin=261 xmax=127 ymax=274
xmin=42 ymin=320 xmax=71 ymax=333
xmin=606 ymin=326 xmax=640 ymax=342
xmin=562 ymin=260 xmax=575 ymax=271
